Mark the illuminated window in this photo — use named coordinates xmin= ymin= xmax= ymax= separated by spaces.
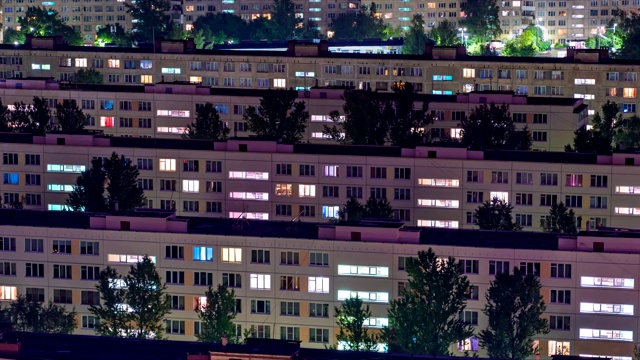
xmin=108 ymin=59 xmax=120 ymax=68
xmin=616 ymin=186 xmax=640 ymax=194
xmin=161 ymin=67 xmax=181 ymax=74
xmin=417 ymin=199 xmax=460 ymax=208
xmin=222 ymin=247 xmax=242 ymax=263
xmin=548 ymin=341 xmax=571 ymax=356
xmin=141 ymin=75 xmax=153 ymax=84
xmin=463 ymin=68 xmax=475 ymax=78
xmin=624 ymin=88 xmax=637 ymax=98
xmin=580 ymin=302 xmax=633 ymax=315
xmin=337 ymin=290 xmax=389 ymax=303
xmin=182 ymin=180 xmax=199 ymax=193
xmin=299 ymin=185 xmax=316 ymax=197
xmin=189 ymin=76 xmax=202 ymax=83
xmin=418 ymin=179 xmax=460 ymax=187
xmin=47 ymin=184 xmax=74 ymax=192
xmin=159 ymin=159 xmax=176 ymax=172
xmin=100 ymin=116 xmax=114 ymax=127
xmin=337 ymin=265 xmax=389 ymax=277
xmin=46 ymin=164 xmax=86 ymax=173
xmin=490 ymin=191 xmax=509 ymax=203
xmin=107 ymin=254 xmax=156 ymax=263
xmin=273 ymin=79 xmax=286 ymax=88
xmin=275 ymin=184 xmax=292 ymax=196
xmin=156 ymin=110 xmax=190 ymax=117
xmin=250 ymin=274 xmax=271 ymax=290
xmin=581 ymin=276 xmax=634 ymax=289
xmin=308 ymin=277 xmax=330 ymax=293
xmin=417 ymin=220 xmax=459 ymax=228
xmin=579 ymin=328 xmax=633 ymax=341
xmin=0 ymin=286 xmax=17 ymax=300
xmin=228 ymin=171 xmax=269 ymax=180
xmin=574 ymin=78 xmax=595 ymax=85
xmin=193 ymin=247 xmax=213 ymax=261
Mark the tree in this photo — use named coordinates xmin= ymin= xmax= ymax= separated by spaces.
xmin=73 ymin=69 xmax=104 ymax=84
xmin=459 ymin=0 xmax=501 ymax=43
xmin=193 ymin=13 xmax=248 ymax=46
xmin=8 ymin=97 xmax=52 ymax=135
xmin=460 ymin=103 xmax=531 ymax=150
xmin=541 ymin=202 xmax=578 ymax=233
xmin=614 ymin=114 xmax=640 ymax=150
xmin=428 ymin=20 xmax=458 ymax=46
xmin=387 ymin=82 xmax=433 ymax=147
xmin=0 ymin=101 xmax=12 ymax=132
xmin=91 ymin=256 xmax=171 ymax=339
xmin=3 ymin=29 xmax=25 ymax=45
xmin=565 ymin=125 xmax=592 ymax=153
xmin=295 ymin=20 xmax=325 ymax=40
xmin=335 ymin=296 xmax=379 ymax=351
xmin=269 ymin=0 xmax=301 ymax=41
xmin=475 ymin=197 xmax=522 ymax=231
xmin=67 ymin=152 xmax=145 ymax=213
xmin=125 ymin=0 xmax=171 ymax=43
xmin=330 ymin=2 xmax=385 ymax=40
xmin=365 ymin=197 xmax=393 ymax=218
xmin=55 ymin=99 xmax=89 ymax=133
xmin=183 ymin=102 xmax=229 ymax=140
xmin=15 ymin=7 xmax=82 ymax=45
xmin=324 ymin=90 xmax=389 ymax=145
xmin=95 ymin=24 xmax=133 ymax=47
xmin=336 ymin=197 xmax=366 ymax=224
xmin=384 ymin=248 xmax=473 ymax=354
xmin=502 ymin=26 xmax=550 ymax=56
xmin=243 ymin=89 xmax=309 ymax=143
xmin=90 ymin=267 xmax=130 ymax=337
xmin=126 ymin=256 xmax=172 ymax=339
xmin=615 ymin=11 xmax=640 ymax=58
xmin=195 ymin=284 xmax=238 ymax=343
xmin=479 ymin=267 xmax=549 ymax=360
xmin=590 ymin=100 xmax=621 ymax=154
xmin=0 ymin=294 xmax=77 ymax=334
xmin=403 ymin=14 xmax=430 ymax=54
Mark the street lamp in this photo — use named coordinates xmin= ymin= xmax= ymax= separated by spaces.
xmin=596 ymin=26 xmax=602 ymax=48
xmin=458 ymin=27 xmax=467 ymax=47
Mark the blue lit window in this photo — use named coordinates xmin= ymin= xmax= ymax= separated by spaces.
xmin=101 ymin=100 xmax=114 ymax=110
xmin=623 ymin=103 xmax=636 ymax=113
xmin=214 ymin=104 xmax=228 ymax=114
xmin=432 ymin=75 xmax=453 ymax=81
xmin=3 ymin=173 xmax=18 ymax=185
xmin=193 ymin=247 xmax=213 ymax=261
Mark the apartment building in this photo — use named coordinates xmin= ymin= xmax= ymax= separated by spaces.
xmin=0 ymin=38 xmax=634 ymax=118
xmin=0 ymin=78 xmax=585 ymax=150
xmin=0 ymin=208 xmax=638 ymax=359
xmin=2 ymin=132 xmax=640 ymax=229
xmin=0 ymin=0 xmax=625 ymax=45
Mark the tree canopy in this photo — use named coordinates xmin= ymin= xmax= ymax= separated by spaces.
xmin=11 ymin=7 xmax=82 ymax=45
xmin=0 ymin=97 xmax=52 ymax=135
xmin=459 ymin=0 xmax=501 ymax=43
xmin=502 ymin=25 xmax=549 ymax=57
xmin=268 ymin=0 xmax=302 ymax=41
xmin=243 ymin=89 xmax=309 ymax=143
xmin=95 ymin=24 xmax=133 ymax=47
xmin=195 ymin=284 xmax=238 ymax=343
xmin=403 ymin=15 xmax=430 ymax=54
xmin=460 ymin=103 xmax=531 ymax=150
xmin=55 ymin=99 xmax=89 ymax=133
xmin=384 ymin=248 xmax=473 ymax=354
xmin=541 ymin=202 xmax=578 ymax=233
xmin=90 ymin=256 xmax=171 ymax=339
xmin=475 ymin=197 xmax=522 ymax=231
xmin=335 ymin=296 xmax=379 ymax=351
xmin=125 ymin=0 xmax=171 ymax=42
xmin=0 ymin=294 xmax=77 ymax=334
xmin=330 ymin=2 xmax=386 ymax=40
xmin=183 ymin=103 xmax=229 ymax=141
xmin=614 ymin=11 xmax=640 ymax=58
xmin=479 ymin=267 xmax=549 ymax=360
xmin=566 ymin=101 xmax=620 ymax=154
xmin=335 ymin=196 xmax=394 ymax=224
xmin=73 ymin=69 xmax=104 ymax=84
xmin=67 ymin=152 xmax=145 ymax=213
xmin=429 ymin=20 xmax=458 ymax=46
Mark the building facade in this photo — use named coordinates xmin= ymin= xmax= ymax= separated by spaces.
xmin=0 ymin=0 xmax=625 ymax=45
xmin=1 ymin=133 xmax=640 ymax=229
xmin=0 ymin=39 xmax=633 ymax=119
xmin=0 ymin=209 xmax=637 ymax=360
xmin=0 ymin=78 xmax=586 ymax=150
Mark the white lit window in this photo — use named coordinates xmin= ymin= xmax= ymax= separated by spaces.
xmin=108 ymin=59 xmax=120 ymax=68
xmin=228 ymin=171 xmax=269 ymax=180
xmin=337 ymin=290 xmax=389 ymax=303
xmin=47 ymin=184 xmax=74 ymax=192
xmin=490 ymin=191 xmax=509 ymax=203
xmin=580 ymin=302 xmax=634 ymax=315
xmin=417 ymin=199 xmax=460 ymax=208
xmin=229 ymin=192 xmax=269 ymax=201
xmin=161 ymin=67 xmax=181 ymax=74
xmin=156 ymin=110 xmax=190 ymax=117
xmin=295 ymin=71 xmax=316 ymax=77
xmin=312 ymin=132 xmax=344 ymax=139
xmin=574 ymin=78 xmax=596 ymax=85
xmin=581 ymin=276 xmax=634 ymax=289
xmin=614 ymin=207 xmax=640 ymax=215
xmin=548 ymin=340 xmax=571 ymax=356
xmin=615 ymin=186 xmax=640 ymax=194
xmin=308 ymin=276 xmax=330 ymax=293
xmin=581 ymin=355 xmax=632 ymax=360
xmin=107 ymin=254 xmax=156 ymax=263
xmin=417 ymin=220 xmax=459 ymax=228
xmin=299 ymin=184 xmax=316 ymax=197
xmin=579 ymin=328 xmax=633 ymax=341
xmin=0 ymin=286 xmax=17 ymax=300
xmin=182 ymin=180 xmax=199 ymax=193
xmin=250 ymin=274 xmax=271 ymax=290
xmin=322 ymin=205 xmax=340 ymax=219
xmin=323 ymin=165 xmax=339 ymax=177
xmin=221 ymin=247 xmax=242 ymax=263
xmin=463 ymin=68 xmax=475 ymax=78
xmin=31 ymin=63 xmax=51 ymax=70
xmin=159 ymin=158 xmax=176 ymax=172
xmin=337 ymin=265 xmax=389 ymax=277
xmin=363 ymin=318 xmax=389 ymax=328
xmin=229 ymin=212 xmax=269 ymax=220
xmin=273 ymin=79 xmax=286 ymax=88
xmin=418 ymin=179 xmax=460 ymax=187
xmin=450 ymin=128 xmax=462 ymax=139
xmin=157 ymin=127 xmax=187 ymax=134
xmin=75 ymin=58 xmax=87 ymax=67
xmin=48 ymin=204 xmax=75 ymax=211
xmin=311 ymin=115 xmax=344 ymax=122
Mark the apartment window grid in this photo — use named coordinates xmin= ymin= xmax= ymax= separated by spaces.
xmin=194 ymin=271 xmax=213 ymax=286
xmin=166 ymin=270 xmax=185 ymax=285
xmin=550 ymin=315 xmax=570 ymax=330
xmin=81 ymin=266 xmax=100 ymax=280
xmin=165 ymin=245 xmax=184 ymax=260
xmin=551 ymin=289 xmax=571 ymax=304
xmin=52 ymin=240 xmax=71 ymax=254
xmin=489 ymin=260 xmax=510 ymax=275
xmin=460 ymin=259 xmax=479 ymax=274
xmin=541 ymin=173 xmax=558 ymax=186
xmin=551 ymin=263 xmax=571 ymax=278
xmin=519 ymin=262 xmax=541 ymax=276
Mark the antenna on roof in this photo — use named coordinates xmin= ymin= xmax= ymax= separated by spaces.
xmin=232 ymin=203 xmax=250 ymax=231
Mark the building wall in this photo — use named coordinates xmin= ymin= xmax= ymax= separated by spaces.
xmin=0 ymin=135 xmax=639 ymax=230
xmin=0 ymin=218 xmax=637 ymax=359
